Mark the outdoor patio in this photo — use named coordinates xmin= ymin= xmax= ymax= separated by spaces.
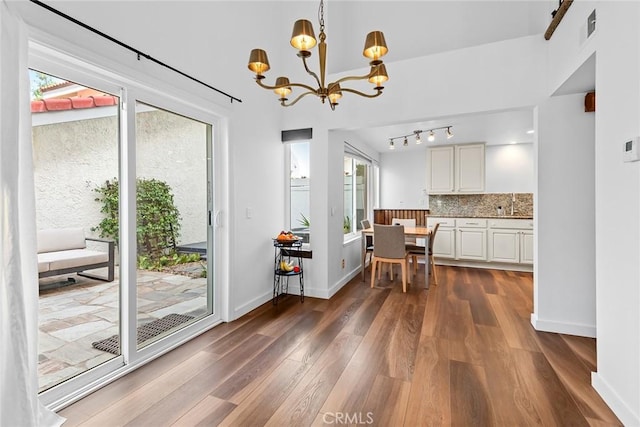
xmin=38 ymin=266 xmax=207 ymax=392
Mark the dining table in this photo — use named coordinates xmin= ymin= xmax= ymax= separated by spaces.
xmin=361 ymin=225 xmax=433 ymax=289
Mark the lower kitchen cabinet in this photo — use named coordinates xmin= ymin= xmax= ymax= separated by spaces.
xmin=488 ymin=219 xmax=534 ymax=264
xmin=428 ymin=216 xmax=533 ymax=270
xmin=520 ymin=230 xmax=534 ymax=264
xmin=429 ymin=218 xmax=456 ymax=259
xmin=456 ymin=218 xmax=488 ymax=261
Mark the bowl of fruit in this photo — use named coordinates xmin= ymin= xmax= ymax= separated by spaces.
xmin=274 ymin=230 xmax=300 ymax=245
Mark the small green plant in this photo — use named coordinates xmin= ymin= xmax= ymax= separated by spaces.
xmin=298 ymin=213 xmax=310 ymax=228
xmin=343 ymin=216 xmax=351 ymax=234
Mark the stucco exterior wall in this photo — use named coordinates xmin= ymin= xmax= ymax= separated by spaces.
xmin=33 ymin=108 xmax=207 ymax=247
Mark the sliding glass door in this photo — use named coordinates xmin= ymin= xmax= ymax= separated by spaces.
xmin=32 ymin=70 xmax=122 ymax=392
xmin=135 ymin=101 xmax=211 ymax=348
xmin=32 ymin=53 xmax=218 ymax=404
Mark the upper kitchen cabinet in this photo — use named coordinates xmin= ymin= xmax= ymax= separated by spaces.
xmin=426 ymin=143 xmax=485 ymax=194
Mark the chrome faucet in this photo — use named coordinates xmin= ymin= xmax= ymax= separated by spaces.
xmin=510 ymin=193 xmax=515 ymax=216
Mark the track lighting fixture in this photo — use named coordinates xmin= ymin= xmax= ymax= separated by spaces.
xmin=387 ymin=125 xmax=453 ymax=148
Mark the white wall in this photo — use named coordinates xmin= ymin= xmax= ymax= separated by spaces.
xmin=485 ymin=143 xmax=534 ymax=193
xmin=380 ymin=149 xmax=429 ymax=208
xmin=544 ymin=2 xmax=640 ymax=424
xmin=533 ymin=94 xmax=595 ymax=337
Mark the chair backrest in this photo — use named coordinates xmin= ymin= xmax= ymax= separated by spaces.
xmin=392 ymin=218 xmax=416 ymax=243
xmin=428 ymin=222 xmax=440 ymax=253
xmin=361 ymin=219 xmax=373 ymax=247
xmin=373 ymin=224 xmax=406 ymax=259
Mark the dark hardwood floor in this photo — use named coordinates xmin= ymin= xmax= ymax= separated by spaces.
xmin=59 ymin=265 xmax=621 ymax=426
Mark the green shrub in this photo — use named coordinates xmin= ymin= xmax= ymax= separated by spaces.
xmin=93 ymin=177 xmax=181 ymax=261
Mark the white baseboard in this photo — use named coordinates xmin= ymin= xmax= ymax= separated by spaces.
xmin=530 ymin=313 xmax=596 ymax=338
xmin=232 ymin=290 xmax=271 ymax=320
xmin=436 ymin=259 xmax=533 ymax=272
xmin=592 ymin=372 xmax=640 ymax=426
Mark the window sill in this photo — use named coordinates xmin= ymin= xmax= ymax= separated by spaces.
xmin=343 ymin=233 xmax=361 ymax=246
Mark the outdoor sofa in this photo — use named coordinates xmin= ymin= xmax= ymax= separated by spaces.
xmin=37 ymin=227 xmax=115 ymax=283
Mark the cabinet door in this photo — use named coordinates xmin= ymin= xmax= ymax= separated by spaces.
xmin=488 ymin=229 xmax=519 ymax=263
xmin=432 ymin=227 xmax=456 ymax=259
xmin=520 ymin=230 xmax=534 ymax=264
xmin=455 ymin=144 xmax=485 ymax=192
xmin=456 ymin=228 xmax=487 ymax=261
xmin=426 ymin=146 xmax=454 ymax=193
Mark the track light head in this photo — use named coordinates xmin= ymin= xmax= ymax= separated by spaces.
xmin=414 ymin=131 xmax=422 ymax=144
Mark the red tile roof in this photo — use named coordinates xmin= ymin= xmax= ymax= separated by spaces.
xmin=31 ymin=95 xmax=118 ymax=113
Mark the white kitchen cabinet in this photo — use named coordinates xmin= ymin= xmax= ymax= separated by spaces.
xmin=520 ymin=230 xmax=534 ymax=264
xmin=428 ymin=217 xmax=455 ymax=259
xmin=488 ymin=219 xmax=534 ymax=264
xmin=426 ymin=146 xmax=454 ymax=193
xmin=488 ymin=229 xmax=519 ymax=263
xmin=426 ymin=143 xmax=484 ymax=194
xmin=456 ymin=219 xmax=487 ymax=261
xmin=455 ymin=144 xmax=485 ymax=192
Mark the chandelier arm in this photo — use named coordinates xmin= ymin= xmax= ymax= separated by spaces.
xmin=281 ymin=91 xmax=318 ymax=107
xmin=339 ymin=87 xmax=383 ymax=99
xmin=255 ymin=78 xmax=318 ymax=94
xmin=301 ymin=55 xmax=322 ymax=89
xmin=331 ymin=65 xmax=380 ymax=86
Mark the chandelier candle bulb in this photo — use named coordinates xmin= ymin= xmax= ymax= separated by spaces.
xmin=247 ymin=0 xmax=389 ymax=110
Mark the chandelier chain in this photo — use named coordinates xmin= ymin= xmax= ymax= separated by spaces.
xmin=318 ymin=0 xmax=325 ymax=35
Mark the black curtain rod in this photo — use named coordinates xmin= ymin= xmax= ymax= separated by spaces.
xmin=29 ymin=0 xmax=242 ymax=104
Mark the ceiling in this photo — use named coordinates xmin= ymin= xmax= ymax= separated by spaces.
xmin=345 ymin=108 xmax=535 ymax=153
xmin=315 ymin=1 xmax=549 ymax=154
xmin=324 ymin=1 xmax=551 ymax=74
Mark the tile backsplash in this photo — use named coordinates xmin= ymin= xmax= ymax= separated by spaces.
xmin=429 ymin=193 xmax=533 ymax=217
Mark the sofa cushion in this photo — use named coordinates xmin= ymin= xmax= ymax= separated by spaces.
xmin=38 ymin=249 xmax=109 ymax=271
xmin=37 ymin=228 xmax=86 ymax=254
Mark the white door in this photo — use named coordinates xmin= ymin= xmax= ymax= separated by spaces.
xmin=456 ymin=228 xmax=487 ymax=260
xmin=520 ymin=231 xmax=534 ymax=264
xmin=427 ymin=146 xmax=454 ymax=193
xmin=455 ymin=144 xmax=485 ymax=192
xmin=488 ymin=229 xmax=519 ymax=263
xmin=433 ymin=227 xmax=456 ymax=259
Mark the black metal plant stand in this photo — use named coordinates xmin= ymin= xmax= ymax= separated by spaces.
xmin=273 ymin=239 xmax=305 ymax=305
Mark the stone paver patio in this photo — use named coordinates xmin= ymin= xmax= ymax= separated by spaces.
xmin=38 ymin=266 xmax=207 ymax=392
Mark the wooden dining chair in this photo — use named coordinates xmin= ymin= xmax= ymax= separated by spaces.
xmin=370 ymin=224 xmax=411 ymax=292
xmin=361 ymin=219 xmax=374 ymax=273
xmin=408 ymin=222 xmax=440 ymax=285
xmin=392 ymin=217 xmax=417 ymax=245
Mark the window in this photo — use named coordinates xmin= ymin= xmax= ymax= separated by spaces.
xmin=287 ymin=141 xmax=310 ymax=243
xmin=344 ymin=152 xmax=375 ymax=237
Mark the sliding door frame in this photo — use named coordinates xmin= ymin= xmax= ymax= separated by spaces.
xmin=30 ymin=37 xmax=229 ymax=411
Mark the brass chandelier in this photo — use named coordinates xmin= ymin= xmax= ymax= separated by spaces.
xmin=247 ymin=0 xmax=389 ymax=110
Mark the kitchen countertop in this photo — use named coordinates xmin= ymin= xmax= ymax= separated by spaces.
xmin=429 ymin=214 xmax=534 ymax=219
